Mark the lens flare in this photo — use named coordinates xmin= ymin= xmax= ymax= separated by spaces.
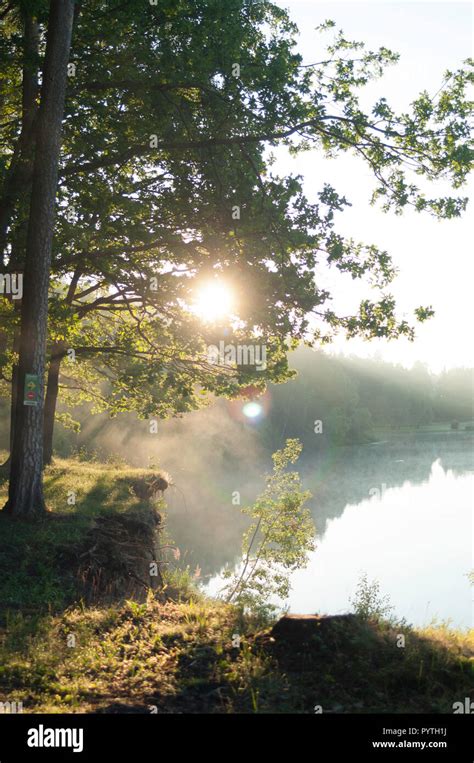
xmin=242 ymin=401 xmax=263 ymax=419
xmin=226 ymin=387 xmax=271 ymax=424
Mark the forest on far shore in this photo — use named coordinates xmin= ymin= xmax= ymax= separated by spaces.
xmin=260 ymin=349 xmax=474 ymax=451
xmin=1 ymin=348 xmax=471 ymax=460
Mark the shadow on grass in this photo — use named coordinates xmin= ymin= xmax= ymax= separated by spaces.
xmin=152 ymin=614 xmax=473 ymax=714
xmin=0 ymin=468 xmax=161 ymax=618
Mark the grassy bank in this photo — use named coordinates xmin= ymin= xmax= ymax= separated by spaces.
xmin=0 ymin=456 xmax=166 ymax=613
xmin=0 ymin=458 xmax=472 ymax=714
xmin=1 ymin=595 xmax=472 ymax=714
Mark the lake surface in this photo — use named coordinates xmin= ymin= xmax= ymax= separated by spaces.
xmin=167 ymin=431 xmax=473 ymax=628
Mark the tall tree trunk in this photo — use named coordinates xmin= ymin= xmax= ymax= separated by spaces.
xmin=9 ymin=327 xmax=20 ymax=453
xmin=0 ymin=314 xmax=20 ymax=475
xmin=4 ymin=0 xmax=75 ymax=518
xmin=0 ymin=11 xmax=40 ymax=473
xmin=43 ymin=344 xmax=63 ymax=466
xmin=43 ymin=270 xmax=80 ymax=466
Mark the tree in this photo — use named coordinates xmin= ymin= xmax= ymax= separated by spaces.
xmin=0 ymin=2 xmax=41 ymax=468
xmin=3 ymin=0 xmax=75 ymax=517
xmin=0 ymin=2 xmax=472 ymax=477
xmin=222 ymin=438 xmax=314 ymax=617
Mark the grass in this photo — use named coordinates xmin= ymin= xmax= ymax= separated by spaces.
xmin=0 ymin=596 xmax=472 ymax=714
xmin=0 ymin=457 xmax=472 ymax=714
xmin=0 ymin=456 xmax=167 ymax=614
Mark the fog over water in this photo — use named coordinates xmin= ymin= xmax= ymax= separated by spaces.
xmin=1 ymin=350 xmax=465 ymax=626
xmin=72 ymin=404 xmax=473 ymax=628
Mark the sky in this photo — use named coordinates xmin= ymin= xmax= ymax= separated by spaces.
xmin=273 ymin=1 xmax=473 ymax=371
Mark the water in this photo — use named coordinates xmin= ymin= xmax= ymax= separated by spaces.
xmin=168 ymin=431 xmax=473 ymax=628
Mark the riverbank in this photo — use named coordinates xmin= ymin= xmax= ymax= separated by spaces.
xmin=0 ymin=458 xmax=472 ymax=714
xmin=0 ymin=592 xmax=472 ymax=714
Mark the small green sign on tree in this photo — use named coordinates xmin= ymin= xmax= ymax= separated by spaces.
xmin=23 ymin=373 xmax=40 ymax=407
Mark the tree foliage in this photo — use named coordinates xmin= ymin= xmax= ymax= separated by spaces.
xmin=222 ymin=438 xmax=315 ymax=616
xmin=0 ymin=0 xmax=472 ymax=433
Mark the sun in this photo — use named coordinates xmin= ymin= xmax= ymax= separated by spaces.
xmin=193 ymin=281 xmax=234 ymax=323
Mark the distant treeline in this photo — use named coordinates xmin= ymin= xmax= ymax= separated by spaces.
xmin=1 ymin=349 xmax=472 ymax=459
xmin=260 ymin=349 xmax=474 ymax=450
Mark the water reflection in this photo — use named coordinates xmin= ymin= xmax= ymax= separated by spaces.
xmin=167 ymin=432 xmax=473 ymax=626
xmin=288 ymin=457 xmax=473 ymax=628
xmin=302 ymin=431 xmax=474 ymax=533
